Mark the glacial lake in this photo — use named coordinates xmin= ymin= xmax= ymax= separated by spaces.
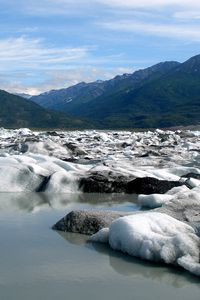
xmin=0 ymin=193 xmax=199 ymax=300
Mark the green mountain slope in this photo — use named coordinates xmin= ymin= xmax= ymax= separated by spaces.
xmin=0 ymin=90 xmax=91 ymax=129
xmin=8 ymin=54 xmax=200 ymax=129
xmin=31 ymin=61 xmax=180 ymax=114
xmin=67 ymin=54 xmax=200 ymax=128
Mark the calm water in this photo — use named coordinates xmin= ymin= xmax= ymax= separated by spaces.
xmin=0 ymin=193 xmax=199 ymax=300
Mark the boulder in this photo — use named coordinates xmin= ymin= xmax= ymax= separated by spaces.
xmin=53 ymin=188 xmax=200 ymax=237
xmin=52 ymin=210 xmax=132 ymax=235
xmin=79 ymin=173 xmax=184 ymax=194
xmin=126 ymin=177 xmax=184 ymax=194
xmin=79 ymin=172 xmax=133 ymax=193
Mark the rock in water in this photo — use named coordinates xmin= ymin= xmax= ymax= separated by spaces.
xmin=52 ymin=210 xmax=132 ymax=235
xmin=53 ymin=186 xmax=200 ymax=236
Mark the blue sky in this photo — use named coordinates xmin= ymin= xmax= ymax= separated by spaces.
xmin=0 ymin=0 xmax=200 ymax=94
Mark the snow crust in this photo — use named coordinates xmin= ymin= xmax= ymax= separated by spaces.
xmin=90 ymin=212 xmax=200 ymax=276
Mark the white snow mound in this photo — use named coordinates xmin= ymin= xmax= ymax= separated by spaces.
xmin=137 ymin=185 xmax=191 ymax=208
xmin=138 ymin=194 xmax=173 ymax=208
xmin=89 ymin=228 xmax=109 ymax=243
xmin=91 ymin=212 xmax=200 ymax=276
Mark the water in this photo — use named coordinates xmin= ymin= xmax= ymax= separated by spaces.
xmin=0 ymin=193 xmax=199 ymax=300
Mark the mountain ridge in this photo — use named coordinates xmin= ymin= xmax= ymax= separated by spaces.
xmin=30 ymin=54 xmax=200 ymax=128
xmin=2 ymin=54 xmax=200 ymax=129
xmin=0 ymin=90 xmax=92 ymax=129
xmin=31 ymin=60 xmax=180 ymax=114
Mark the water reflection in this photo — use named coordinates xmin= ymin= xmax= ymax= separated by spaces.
xmin=0 ymin=193 xmax=139 ymax=213
xmin=58 ymin=231 xmax=200 ymax=287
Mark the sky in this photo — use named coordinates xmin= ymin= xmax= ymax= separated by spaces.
xmin=0 ymin=0 xmax=200 ymax=95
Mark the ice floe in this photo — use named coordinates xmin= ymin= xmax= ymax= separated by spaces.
xmin=90 ymin=212 xmax=200 ymax=276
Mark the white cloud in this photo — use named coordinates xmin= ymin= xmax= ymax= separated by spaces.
xmin=97 ymin=0 xmax=200 ymax=9
xmin=0 ymin=35 xmax=140 ymax=94
xmin=9 ymin=0 xmax=93 ymax=16
xmin=100 ymin=20 xmax=200 ymax=42
xmin=2 ymin=0 xmax=200 ymax=18
xmin=0 ymin=67 xmax=134 ymax=95
xmin=5 ymin=0 xmax=200 ymax=16
xmin=0 ymin=36 xmax=90 ymax=71
xmin=41 ymin=0 xmax=200 ymax=10
xmin=173 ymin=11 xmax=200 ymax=19
xmin=17 ymin=27 xmax=39 ymax=33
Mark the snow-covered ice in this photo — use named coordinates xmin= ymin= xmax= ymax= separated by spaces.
xmin=137 ymin=185 xmax=191 ymax=208
xmin=90 ymin=212 xmax=200 ymax=276
xmin=0 ymin=127 xmax=200 ymax=192
xmin=138 ymin=194 xmax=173 ymax=208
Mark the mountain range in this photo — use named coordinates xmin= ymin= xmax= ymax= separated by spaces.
xmin=0 ymin=90 xmax=92 ymax=129
xmin=1 ymin=54 xmax=200 ymax=129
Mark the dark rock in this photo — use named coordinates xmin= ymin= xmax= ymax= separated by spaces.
xmin=64 ymin=142 xmax=87 ymax=156
xmin=79 ymin=172 xmax=184 ymax=194
xmin=46 ymin=131 xmax=60 ymax=136
xmin=53 ymin=196 xmax=200 ymax=236
xmin=19 ymin=143 xmax=29 ymax=153
xmin=60 ymin=157 xmax=78 ymax=163
xmin=138 ymin=152 xmax=149 ymax=157
xmin=79 ymin=172 xmax=133 ymax=193
xmin=45 ymin=131 xmax=65 ymax=138
xmin=126 ymin=177 xmax=183 ymax=194
xmin=181 ymin=173 xmax=200 ymax=180
xmin=52 ymin=210 xmax=132 ymax=235
xmin=23 ymin=136 xmax=40 ymax=142
xmin=121 ymin=142 xmax=131 ymax=148
xmin=35 ymin=175 xmax=51 ymax=192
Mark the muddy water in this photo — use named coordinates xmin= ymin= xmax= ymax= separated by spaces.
xmin=0 ymin=193 xmax=199 ymax=300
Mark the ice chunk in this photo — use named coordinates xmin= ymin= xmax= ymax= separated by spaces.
xmin=91 ymin=212 xmax=200 ymax=276
xmin=166 ymin=185 xmax=190 ymax=195
xmin=137 ymin=185 xmax=193 ymax=208
xmin=138 ymin=194 xmax=173 ymax=208
xmin=0 ymin=164 xmax=44 ymax=192
xmin=89 ymin=228 xmax=109 ymax=243
xmin=45 ymin=171 xmax=79 ymax=193
xmin=186 ymin=178 xmax=200 ymax=188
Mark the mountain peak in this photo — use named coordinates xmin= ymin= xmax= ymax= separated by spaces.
xmin=186 ymin=54 xmax=200 ymax=62
xmin=178 ymin=54 xmax=200 ymax=73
